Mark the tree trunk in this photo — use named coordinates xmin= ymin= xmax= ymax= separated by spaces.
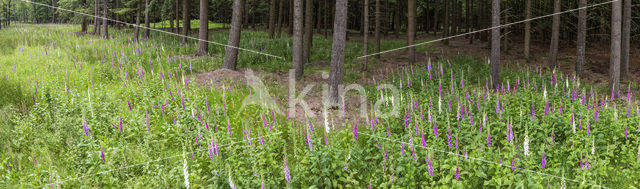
xmin=134 ymin=0 xmax=141 ymax=41
xmin=433 ymin=0 xmax=438 ymax=35
xmin=289 ymin=0 xmax=294 ymax=35
xmin=394 ymin=1 xmax=400 ymax=38
xmin=548 ymin=0 xmax=560 ymax=68
xmin=175 ymin=0 xmax=179 ymax=33
xmin=251 ymin=0 xmax=256 ymax=29
xmin=81 ymin=0 xmax=88 ymax=32
xmin=362 ymin=0 xmax=369 ymax=71
xmin=243 ymin=0 xmax=249 ymax=28
xmin=292 ymin=0 xmax=304 ymax=78
xmin=101 ymin=0 xmax=108 ymax=38
xmin=144 ymin=0 xmax=150 ymax=39
xmin=196 ymin=0 xmax=209 ymax=56
xmin=223 ymin=0 xmax=244 ymax=70
xmin=576 ymin=0 xmax=586 ymax=77
xmin=442 ymin=0 xmax=449 ymax=45
xmin=524 ymin=0 xmax=531 ymax=61
xmin=466 ymin=0 xmax=471 ymax=42
xmin=620 ymin=0 xmax=631 ymax=80
xmin=609 ymin=0 xmax=621 ymax=94
xmin=277 ymin=0 xmax=284 ymax=37
xmin=114 ymin=0 xmax=119 ymax=28
xmin=328 ymin=0 xmax=348 ymax=108
xmin=374 ymin=0 xmax=380 ymax=58
xmin=94 ymin=0 xmax=99 ymax=35
xmin=303 ymin=0 xmax=313 ymax=63
xmin=407 ymin=0 xmax=416 ymax=63
xmin=490 ymin=0 xmax=500 ymax=89
xmin=268 ymin=0 xmax=276 ymax=38
xmin=181 ymin=0 xmax=190 ymax=45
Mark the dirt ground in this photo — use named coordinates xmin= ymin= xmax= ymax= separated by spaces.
xmin=190 ymin=33 xmax=638 ymax=130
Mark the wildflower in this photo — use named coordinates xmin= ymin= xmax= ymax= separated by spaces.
xmin=455 ymin=160 xmax=460 ymax=181
xmin=284 ymin=156 xmax=291 ymax=182
xmin=511 ymin=153 xmax=516 ymax=172
xmin=227 ymin=119 xmax=232 ymax=137
xmin=100 ymin=146 xmax=106 ymax=162
xmin=486 ymin=126 xmax=491 ymax=147
xmin=228 ymin=173 xmax=237 ymax=189
xmin=591 ymin=140 xmax=595 ymax=155
xmin=524 ymin=131 xmax=530 ymax=156
xmin=432 ymin=120 xmax=439 ymax=137
xmin=82 ymin=116 xmax=88 ymax=136
xmin=637 ymin=144 xmax=640 ymax=161
xmin=183 ymin=154 xmax=190 ymax=189
xmin=427 ymin=157 xmax=433 ymax=177
xmin=625 ymin=126 xmax=628 ymax=140
xmin=353 ymin=123 xmax=358 ymax=141
xmin=541 ymin=149 xmax=546 ymax=169
xmin=498 ymin=150 xmax=502 ymax=164
xmin=401 ymin=140 xmax=405 ymax=156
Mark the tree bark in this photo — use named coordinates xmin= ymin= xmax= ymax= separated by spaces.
xmin=328 ymin=0 xmax=347 ymax=108
xmin=243 ymin=0 xmax=249 ymax=28
xmin=303 ymin=0 xmax=313 ymax=63
xmin=620 ymin=0 xmax=631 ymax=80
xmin=292 ymin=0 xmax=304 ymax=78
xmin=134 ymin=0 xmax=141 ymax=41
xmin=548 ymin=0 xmax=560 ymax=68
xmin=362 ymin=0 xmax=369 ymax=71
xmin=144 ymin=0 xmax=150 ymax=39
xmin=277 ymin=0 xmax=284 ymax=37
xmin=407 ymin=0 xmax=416 ymax=63
xmin=175 ymin=0 xmax=179 ymax=33
xmin=81 ymin=0 xmax=88 ymax=32
xmin=94 ymin=0 xmax=99 ymax=35
xmin=196 ymin=0 xmax=209 ymax=56
xmin=268 ymin=0 xmax=277 ymax=38
xmin=609 ymin=0 xmax=621 ymax=94
xmin=576 ymin=0 xmax=586 ymax=77
xmin=223 ymin=0 xmax=244 ymax=70
xmin=490 ymin=0 xmax=500 ymax=89
xmin=394 ymin=1 xmax=400 ymax=38
xmin=101 ymin=0 xmax=108 ymax=38
xmin=442 ymin=0 xmax=449 ymax=45
xmin=181 ymin=0 xmax=190 ymax=45
xmin=524 ymin=0 xmax=531 ymax=61
xmin=374 ymin=0 xmax=380 ymax=58
xmin=289 ymin=0 xmax=294 ymax=35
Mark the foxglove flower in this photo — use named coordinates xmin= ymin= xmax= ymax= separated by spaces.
xmin=353 ymin=123 xmax=358 ymax=141
xmin=511 ymin=153 xmax=516 ymax=172
xmin=284 ymin=157 xmax=291 ymax=182
xmin=524 ymin=132 xmax=530 ymax=156
xmin=541 ymin=149 xmax=546 ymax=169
xmin=455 ymin=161 xmax=460 ymax=181
xmin=401 ymin=140 xmax=405 ymax=156
xmin=183 ymin=154 xmax=190 ymax=189
xmin=100 ymin=146 xmax=106 ymax=162
xmin=427 ymin=157 xmax=433 ymax=177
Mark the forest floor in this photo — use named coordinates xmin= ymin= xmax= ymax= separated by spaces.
xmin=191 ymin=31 xmax=639 ymax=130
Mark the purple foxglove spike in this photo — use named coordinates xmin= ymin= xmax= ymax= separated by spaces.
xmin=83 ymin=118 xmax=88 ymax=136
xmin=531 ymin=103 xmax=535 ymax=118
xmin=421 ymin=132 xmax=426 ymax=148
xmin=511 ymin=154 xmax=516 ymax=172
xmin=353 ymin=123 xmax=358 ymax=141
xmin=227 ymin=120 xmax=232 ymax=137
xmin=307 ymin=132 xmax=313 ymax=151
xmin=428 ymin=158 xmax=433 ymax=177
xmin=54 ymin=120 xmax=57 ymax=130
xmin=324 ymin=132 xmax=328 ymax=145
xmin=447 ymin=128 xmax=452 ymax=148
xmin=260 ymin=132 xmax=265 ymax=146
xmin=127 ymin=99 xmax=132 ymax=111
xmin=541 ymin=150 xmax=546 ymax=169
xmin=100 ymin=146 xmax=106 ymax=162
xmin=432 ymin=121 xmax=439 ymax=137
xmin=284 ymin=157 xmax=291 ymax=182
xmin=498 ymin=151 xmax=502 ymax=164
xmin=401 ymin=140 xmax=405 ymax=155
xmin=587 ymin=120 xmax=590 ymax=135
xmin=625 ymin=126 xmax=628 ymax=139
xmin=544 ymin=101 xmax=549 ymax=115
xmin=455 ymin=162 xmax=460 ymax=181
xmin=486 ymin=129 xmax=491 ymax=147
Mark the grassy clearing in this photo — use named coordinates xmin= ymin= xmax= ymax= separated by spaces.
xmin=0 ymin=24 xmax=638 ymax=188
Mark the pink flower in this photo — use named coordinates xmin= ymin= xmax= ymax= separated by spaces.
xmin=284 ymin=157 xmax=291 ymax=182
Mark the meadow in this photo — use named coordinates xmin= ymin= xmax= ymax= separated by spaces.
xmin=0 ymin=24 xmax=638 ymax=188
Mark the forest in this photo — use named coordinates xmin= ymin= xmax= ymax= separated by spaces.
xmin=0 ymin=0 xmax=639 ymax=188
